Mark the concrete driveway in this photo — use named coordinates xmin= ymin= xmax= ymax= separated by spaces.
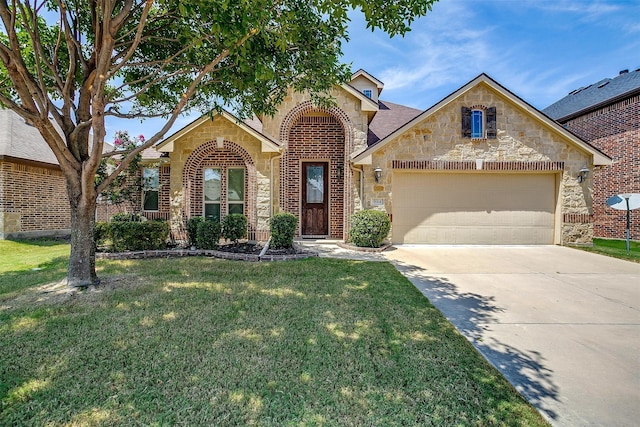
xmin=383 ymin=245 xmax=640 ymax=427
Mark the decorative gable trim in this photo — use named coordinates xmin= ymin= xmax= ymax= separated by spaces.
xmin=351 ymin=69 xmax=384 ymax=92
xmin=156 ymin=110 xmax=281 ymax=153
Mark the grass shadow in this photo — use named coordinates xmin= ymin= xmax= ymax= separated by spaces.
xmin=389 ymin=258 xmax=560 ymax=421
xmin=0 ymin=256 xmax=69 ymax=301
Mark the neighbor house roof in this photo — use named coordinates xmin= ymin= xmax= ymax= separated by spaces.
xmin=0 ymin=108 xmax=59 ymax=166
xmin=543 ymin=68 xmax=640 ymax=122
xmin=1 ymin=107 xmax=117 ymax=166
xmin=352 ymin=73 xmax=612 ymax=166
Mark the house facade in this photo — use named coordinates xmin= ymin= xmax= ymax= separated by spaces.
xmin=0 ymin=108 xmax=71 ymax=239
xmin=543 ymin=69 xmax=640 ymax=241
xmin=150 ymin=71 xmax=610 ymax=245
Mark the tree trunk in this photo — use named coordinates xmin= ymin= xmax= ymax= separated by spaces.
xmin=67 ymin=185 xmax=99 ymax=288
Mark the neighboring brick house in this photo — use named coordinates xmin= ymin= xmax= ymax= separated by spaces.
xmin=543 ymin=69 xmax=640 ymax=241
xmin=0 ymin=108 xmax=71 ymax=239
xmin=154 ymin=71 xmax=610 ymax=245
xmin=0 ymin=107 xmax=118 ymax=239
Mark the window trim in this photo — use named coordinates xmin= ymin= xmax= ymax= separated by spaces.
xmin=226 ymin=167 xmax=245 ymax=216
xmin=142 ymin=167 xmax=159 ymax=212
xmin=203 ymin=167 xmax=222 ymax=222
xmin=362 ymin=89 xmax=373 ymax=99
xmin=471 ymin=109 xmax=484 ymax=138
xmin=202 ymin=166 xmax=246 ymax=221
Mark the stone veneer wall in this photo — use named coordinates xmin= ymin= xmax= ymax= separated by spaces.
xmin=363 ymin=83 xmax=594 ymax=245
xmin=561 ymin=94 xmax=639 ymax=241
xmin=167 ymin=118 xmax=274 ymax=241
xmin=0 ymin=160 xmax=70 ymax=239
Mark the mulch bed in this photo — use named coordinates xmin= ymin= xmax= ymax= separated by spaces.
xmin=215 ymin=242 xmax=298 ymax=256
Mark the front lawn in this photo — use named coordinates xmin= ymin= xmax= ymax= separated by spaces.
xmin=0 ymin=242 xmax=548 ymax=426
xmin=575 ymin=238 xmax=640 ymax=263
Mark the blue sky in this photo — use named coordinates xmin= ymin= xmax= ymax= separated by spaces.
xmin=112 ymin=0 xmax=640 ymax=140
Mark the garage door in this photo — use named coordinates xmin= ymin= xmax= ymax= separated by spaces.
xmin=392 ymin=172 xmax=557 ymax=244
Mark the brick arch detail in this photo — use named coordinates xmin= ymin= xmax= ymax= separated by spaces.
xmin=182 ymin=140 xmax=257 ymax=236
xmin=278 ymin=101 xmax=355 ymax=239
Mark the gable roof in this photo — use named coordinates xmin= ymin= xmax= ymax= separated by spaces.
xmin=156 ymin=109 xmax=281 ymax=153
xmin=351 ymin=69 xmax=384 ymax=94
xmin=543 ymin=68 xmax=640 ymax=121
xmin=0 ymin=108 xmax=59 ymax=166
xmin=352 ymin=73 xmax=611 ymax=166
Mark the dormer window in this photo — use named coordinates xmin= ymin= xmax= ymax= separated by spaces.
xmin=462 ymin=106 xmax=497 ymax=139
xmin=362 ymin=89 xmax=373 ymax=99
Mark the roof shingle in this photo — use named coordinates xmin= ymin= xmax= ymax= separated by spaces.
xmin=543 ymin=68 xmax=640 ymax=121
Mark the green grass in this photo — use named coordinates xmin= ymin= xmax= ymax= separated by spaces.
xmin=575 ymin=238 xmax=640 ymax=263
xmin=0 ymin=243 xmax=548 ymax=426
xmin=0 ymin=239 xmax=70 ymax=301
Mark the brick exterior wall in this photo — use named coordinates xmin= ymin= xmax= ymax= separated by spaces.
xmin=282 ymin=113 xmax=345 ymax=238
xmin=0 ymin=159 xmax=70 ymax=238
xmin=182 ymin=140 xmax=254 ymax=229
xmin=560 ymin=94 xmax=639 ymax=240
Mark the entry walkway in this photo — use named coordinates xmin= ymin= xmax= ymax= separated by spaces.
xmin=295 ymin=239 xmax=387 ymax=261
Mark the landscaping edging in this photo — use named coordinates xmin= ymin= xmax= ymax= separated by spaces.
xmin=336 ymin=242 xmax=392 ymax=253
xmin=96 ymin=245 xmax=317 ymax=262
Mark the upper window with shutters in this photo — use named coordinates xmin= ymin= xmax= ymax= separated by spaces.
xmin=461 ymin=106 xmax=496 ymax=139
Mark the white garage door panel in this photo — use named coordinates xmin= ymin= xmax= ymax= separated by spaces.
xmin=393 ymin=173 xmax=556 ymax=244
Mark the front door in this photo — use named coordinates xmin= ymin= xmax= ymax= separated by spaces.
xmin=302 ymin=162 xmax=329 ymax=236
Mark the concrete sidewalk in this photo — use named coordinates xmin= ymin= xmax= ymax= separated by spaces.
xmin=383 ymin=245 xmax=640 ymax=426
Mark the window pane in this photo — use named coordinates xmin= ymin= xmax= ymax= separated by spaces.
xmin=143 ymin=168 xmax=159 ymax=189
xmin=228 ymin=168 xmax=245 ymax=202
xmin=143 ymin=190 xmax=159 ymax=211
xmin=228 ymin=204 xmax=244 ymax=215
xmin=204 ymin=203 xmax=220 ymax=222
xmin=204 ymin=168 xmax=221 ymax=202
xmin=471 ymin=110 xmax=483 ymax=138
xmin=306 ymin=165 xmax=324 ymax=204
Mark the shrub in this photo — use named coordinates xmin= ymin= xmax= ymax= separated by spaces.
xmin=187 ymin=216 xmax=206 ymax=247
xmin=349 ymin=210 xmax=391 ymax=248
xmin=111 ymin=212 xmax=145 ymax=222
xmin=222 ymin=214 xmax=247 ymax=244
xmin=196 ymin=220 xmax=221 ymax=250
xmin=270 ymin=213 xmax=298 ymax=249
xmin=109 ymin=220 xmax=169 ymax=252
xmin=94 ymin=222 xmax=110 ymax=247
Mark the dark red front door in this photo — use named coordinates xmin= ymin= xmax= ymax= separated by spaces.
xmin=302 ymin=162 xmax=328 ymax=236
